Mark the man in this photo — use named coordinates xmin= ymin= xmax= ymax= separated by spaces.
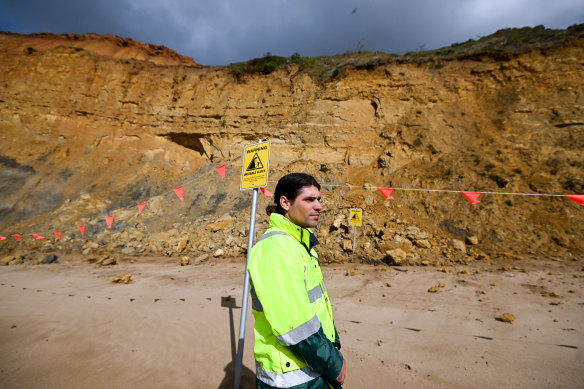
xmin=248 ymin=173 xmax=346 ymax=388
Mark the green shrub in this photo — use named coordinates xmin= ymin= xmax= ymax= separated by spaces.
xmin=471 ymin=153 xmax=481 ymax=165
xmin=331 ymin=67 xmax=346 ymax=80
xmin=299 ymin=57 xmax=315 ymax=70
xmin=229 ymin=55 xmax=287 ymax=78
xmin=263 ymin=56 xmax=287 ymax=73
xmin=428 ymin=144 xmax=439 ymax=154
xmin=290 ymin=53 xmax=302 ymax=62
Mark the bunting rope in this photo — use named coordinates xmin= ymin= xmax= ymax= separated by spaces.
xmin=0 ymin=163 xmax=582 ymax=242
xmin=0 ymin=164 xmax=227 ymax=242
xmin=321 ymin=184 xmax=568 ymax=197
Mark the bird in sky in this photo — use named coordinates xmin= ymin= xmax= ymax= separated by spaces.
xmin=352 ymin=8 xmax=357 ymax=14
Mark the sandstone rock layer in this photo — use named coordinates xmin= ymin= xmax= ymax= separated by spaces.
xmin=1 ymin=32 xmax=583 ymax=263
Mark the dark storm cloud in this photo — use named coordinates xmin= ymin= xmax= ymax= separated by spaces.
xmin=0 ymin=1 xmax=582 ymax=65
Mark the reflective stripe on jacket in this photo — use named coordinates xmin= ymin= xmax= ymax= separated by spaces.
xmin=248 ymin=213 xmax=343 ymax=388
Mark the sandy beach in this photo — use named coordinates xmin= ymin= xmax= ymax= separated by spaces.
xmin=1 ymin=255 xmax=582 ymax=388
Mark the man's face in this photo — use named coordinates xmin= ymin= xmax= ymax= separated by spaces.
xmin=281 ymin=185 xmax=322 ymax=229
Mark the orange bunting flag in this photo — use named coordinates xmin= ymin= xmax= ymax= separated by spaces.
xmin=32 ymin=233 xmax=45 ymax=240
xmin=137 ymin=202 xmax=146 ymax=214
xmin=461 ymin=191 xmax=481 ymax=204
xmin=0 ymin=236 xmax=7 ymax=240
xmin=215 ymin=164 xmax=226 ymax=178
xmin=54 ymin=230 xmax=61 ymax=240
xmin=14 ymin=234 xmax=21 ymax=241
xmin=377 ymin=187 xmax=394 ymax=199
xmin=260 ymin=187 xmax=274 ymax=197
xmin=565 ymin=195 xmax=584 ymax=206
xmin=174 ymin=186 xmax=184 ymax=201
xmin=106 ymin=215 xmax=113 ymax=229
xmin=78 ymin=225 xmax=85 ymax=237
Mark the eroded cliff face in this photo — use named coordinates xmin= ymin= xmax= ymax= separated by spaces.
xmin=0 ymin=32 xmax=583 ymax=264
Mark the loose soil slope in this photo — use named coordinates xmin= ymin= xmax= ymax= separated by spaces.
xmin=0 ymin=28 xmax=583 ymax=265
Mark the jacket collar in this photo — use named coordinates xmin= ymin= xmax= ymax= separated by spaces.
xmin=269 ymin=213 xmax=319 ymax=251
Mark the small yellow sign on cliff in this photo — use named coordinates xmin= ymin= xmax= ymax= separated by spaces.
xmin=240 ymin=141 xmax=270 ymax=190
xmin=349 ymin=208 xmax=363 ymax=226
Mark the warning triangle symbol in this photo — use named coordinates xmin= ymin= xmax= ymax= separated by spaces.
xmin=352 ymin=212 xmax=360 ymax=221
xmin=247 ymin=153 xmax=264 ymax=171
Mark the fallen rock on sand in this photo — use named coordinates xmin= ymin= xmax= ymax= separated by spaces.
xmin=96 ymin=256 xmax=117 ymax=267
xmin=110 ymin=273 xmax=132 ymax=284
xmin=428 ymin=282 xmax=445 ymax=293
xmin=41 ymin=254 xmax=58 ymax=264
xmin=498 ymin=313 xmax=516 ymax=323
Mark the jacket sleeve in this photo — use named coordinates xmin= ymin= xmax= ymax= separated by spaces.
xmin=249 ymin=235 xmax=343 ymax=381
xmin=289 ymin=327 xmax=343 ymax=381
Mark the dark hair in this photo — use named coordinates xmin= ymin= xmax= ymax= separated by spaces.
xmin=266 ymin=173 xmax=320 ymax=215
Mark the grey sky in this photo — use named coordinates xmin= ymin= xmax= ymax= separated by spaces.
xmin=0 ymin=0 xmax=582 ymax=65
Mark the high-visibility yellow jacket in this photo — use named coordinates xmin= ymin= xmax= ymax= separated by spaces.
xmin=248 ymin=213 xmax=343 ymax=389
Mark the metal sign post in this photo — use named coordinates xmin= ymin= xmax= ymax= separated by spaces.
xmin=353 ymin=226 xmax=357 ymax=254
xmin=233 ymin=187 xmax=258 ymax=389
xmin=234 ymin=139 xmax=270 ymax=389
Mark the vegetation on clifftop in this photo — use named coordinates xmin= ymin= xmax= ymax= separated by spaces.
xmin=229 ymin=24 xmax=584 ymax=83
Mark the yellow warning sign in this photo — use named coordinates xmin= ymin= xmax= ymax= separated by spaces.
xmin=349 ymin=208 xmax=363 ymax=226
xmin=240 ymin=140 xmax=270 ymax=190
